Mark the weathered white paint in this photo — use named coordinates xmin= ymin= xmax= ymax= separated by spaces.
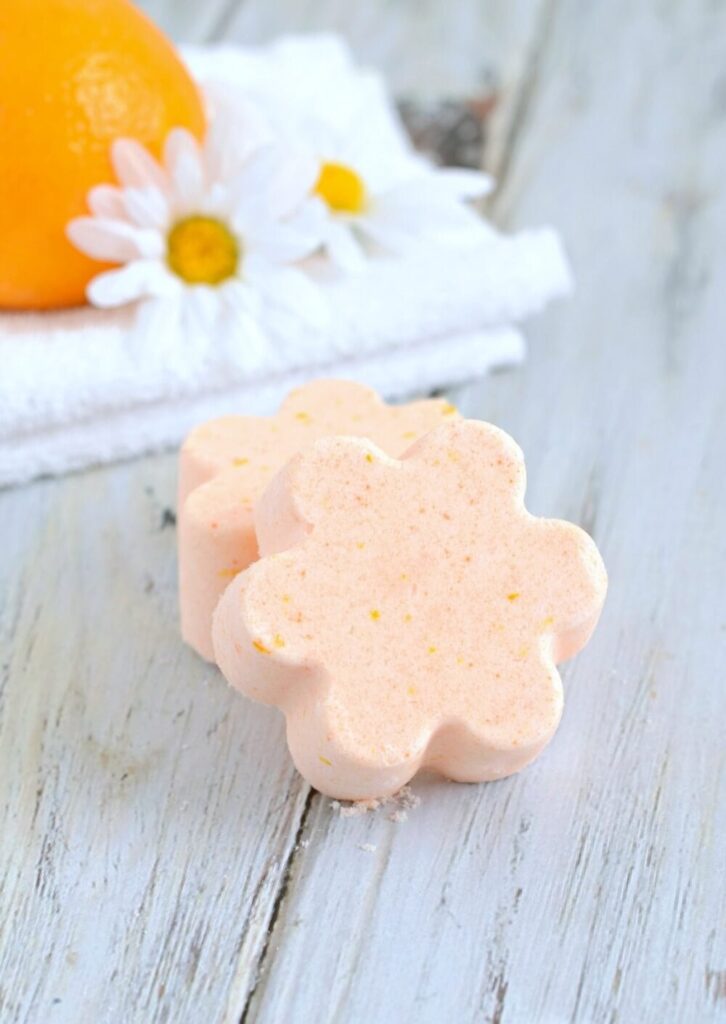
xmin=2 ymin=1 xmax=725 ymax=1022
xmin=0 ymin=460 xmax=312 ymax=1022
xmin=242 ymin=2 xmax=726 ymax=1021
xmin=138 ymin=0 xmax=542 ymax=101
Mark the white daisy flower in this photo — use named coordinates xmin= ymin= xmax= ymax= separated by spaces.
xmin=67 ymin=116 xmax=328 ymax=369
xmin=199 ymin=72 xmax=496 ymax=273
xmin=301 ymin=118 xmax=496 ymax=272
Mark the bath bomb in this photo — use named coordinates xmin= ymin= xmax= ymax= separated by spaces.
xmin=212 ymin=419 xmax=607 ymax=800
xmin=178 ymin=380 xmax=459 ymax=661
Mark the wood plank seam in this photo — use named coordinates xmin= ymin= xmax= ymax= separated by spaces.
xmin=487 ymin=0 xmax=559 ymax=215
xmin=238 ymin=788 xmax=316 ymax=1023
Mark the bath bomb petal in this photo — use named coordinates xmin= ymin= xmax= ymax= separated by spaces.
xmin=212 ymin=420 xmax=607 ymax=800
xmin=179 ymin=380 xmax=460 ymax=661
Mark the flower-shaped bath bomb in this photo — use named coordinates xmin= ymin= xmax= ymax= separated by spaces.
xmin=212 ymin=419 xmax=607 ymax=800
xmin=178 ymin=380 xmax=459 ymax=661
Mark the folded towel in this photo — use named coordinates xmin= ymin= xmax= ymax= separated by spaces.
xmin=0 ymin=36 xmax=572 ymax=488
xmin=2 ymin=328 xmax=523 ymax=487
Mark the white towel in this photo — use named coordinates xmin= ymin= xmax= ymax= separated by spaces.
xmin=0 ymin=37 xmax=572 ymax=488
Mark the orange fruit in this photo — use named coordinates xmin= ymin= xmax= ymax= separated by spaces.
xmin=0 ymin=0 xmax=205 ymax=310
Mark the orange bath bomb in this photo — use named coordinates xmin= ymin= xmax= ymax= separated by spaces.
xmin=213 ymin=421 xmax=607 ymax=799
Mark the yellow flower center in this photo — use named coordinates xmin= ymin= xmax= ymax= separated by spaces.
xmin=314 ymin=161 xmax=367 ymax=214
xmin=166 ymin=216 xmax=239 ymax=285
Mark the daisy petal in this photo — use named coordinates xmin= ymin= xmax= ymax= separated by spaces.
xmin=355 ymin=214 xmax=416 ymax=256
xmin=204 ymin=89 xmax=274 ymax=180
xmin=198 ymin=180 xmax=231 ymax=218
xmin=323 ymin=220 xmax=367 ymax=272
xmin=67 ymin=217 xmax=165 ymax=262
xmin=88 ymin=185 xmax=128 ymax=220
xmin=370 ymin=183 xmax=482 ymax=239
xmin=228 ymin=144 xmax=319 ymax=227
xmin=132 ymin=296 xmax=185 ymax=360
xmin=185 ymin=285 xmax=219 ymax=333
xmin=86 ymin=261 xmax=180 ymax=307
xmin=164 ymin=128 xmax=205 ymax=212
xmin=284 ymin=197 xmax=329 ymax=245
xmin=222 ymin=279 xmax=263 ymax=320
xmin=245 ymin=258 xmax=329 ymax=329
xmin=111 ymin=138 xmax=167 ymax=190
xmin=123 ymin=186 xmax=170 ymax=230
xmin=219 ymin=286 xmax=271 ymax=370
xmin=225 ymin=147 xmax=282 ymax=229
xmin=266 ymin=148 xmax=320 ymax=219
xmin=246 ymin=213 xmax=323 ymax=264
xmin=435 ymin=168 xmax=495 ymax=198
xmin=376 ymin=180 xmax=479 ymax=224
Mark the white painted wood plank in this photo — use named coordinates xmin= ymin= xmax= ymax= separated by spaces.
xmin=238 ymin=0 xmax=726 ymax=1021
xmin=0 ymin=459 xmax=311 ymax=1024
xmin=137 ymin=0 xmax=543 ymax=101
xmin=3 ymin=2 xmax=725 ymax=1023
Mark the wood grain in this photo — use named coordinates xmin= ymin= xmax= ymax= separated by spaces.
xmin=2 ymin=1 xmax=725 ymax=1022
xmin=137 ymin=0 xmax=544 ymax=102
xmin=229 ymin=0 xmax=726 ymax=1021
xmin=0 ymin=462 xmax=311 ymax=1022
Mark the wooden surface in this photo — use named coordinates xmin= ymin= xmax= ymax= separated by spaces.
xmin=2 ymin=1 xmax=726 ymax=1022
